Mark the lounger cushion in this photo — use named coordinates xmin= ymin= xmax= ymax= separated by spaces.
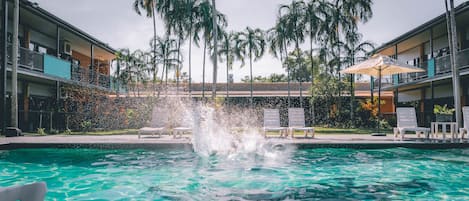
xmin=399 ymin=127 xmax=430 ymax=133
xmin=139 ymin=127 xmax=164 ymax=133
xmin=263 ymin=127 xmax=286 ymax=131
xmin=173 ymin=127 xmax=192 ymax=132
xmin=290 ymin=127 xmax=314 ymax=131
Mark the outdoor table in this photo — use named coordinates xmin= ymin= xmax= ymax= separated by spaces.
xmin=431 ymin=122 xmax=458 ymax=141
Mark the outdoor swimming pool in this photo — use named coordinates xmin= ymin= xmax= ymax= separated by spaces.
xmin=1 ymin=147 xmax=468 ymax=200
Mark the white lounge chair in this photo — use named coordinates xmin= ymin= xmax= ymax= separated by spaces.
xmin=459 ymin=106 xmax=469 ymax=139
xmin=0 ymin=182 xmax=47 ymax=201
xmin=172 ymin=127 xmax=192 ymax=138
xmin=263 ymin=109 xmax=287 ymax=138
xmin=393 ymin=107 xmax=430 ymax=140
xmin=288 ymin=108 xmax=315 ymax=138
xmin=138 ymin=106 xmax=168 ymax=138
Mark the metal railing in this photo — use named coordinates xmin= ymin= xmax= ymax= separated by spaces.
xmin=7 ymin=45 xmax=44 ymax=72
xmin=398 ymin=61 xmax=428 ymax=83
xmin=397 ymin=48 xmax=469 ymax=84
xmin=71 ymin=64 xmax=110 ymax=89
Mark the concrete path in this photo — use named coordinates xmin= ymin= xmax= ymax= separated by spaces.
xmin=1 ymin=134 xmax=467 ymax=146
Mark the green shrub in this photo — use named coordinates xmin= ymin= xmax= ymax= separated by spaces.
xmin=434 ymin=104 xmax=455 ymax=115
xmin=37 ymin=128 xmax=46 ymax=135
xmin=80 ymin=120 xmax=92 ymax=132
xmin=64 ymin=129 xmax=72 ymax=135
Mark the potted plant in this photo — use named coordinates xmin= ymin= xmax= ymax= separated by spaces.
xmin=434 ymin=104 xmax=455 ymax=122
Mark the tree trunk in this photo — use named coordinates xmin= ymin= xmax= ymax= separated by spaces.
xmin=176 ymin=38 xmax=182 ymax=96
xmin=211 ymin=0 xmax=218 ymax=100
xmin=285 ymin=40 xmax=290 ymax=108
xmin=202 ymin=40 xmax=207 ymax=99
xmin=188 ymin=26 xmax=193 ymax=96
xmin=226 ymin=50 xmax=230 ymax=107
xmin=249 ymin=48 xmax=253 ymax=108
xmin=152 ymin=6 xmax=158 ymax=97
xmin=310 ymin=32 xmax=315 ymax=126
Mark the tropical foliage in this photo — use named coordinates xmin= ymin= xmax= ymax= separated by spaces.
xmin=124 ymin=0 xmax=376 ymax=126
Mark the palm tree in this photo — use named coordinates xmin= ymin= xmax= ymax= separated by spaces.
xmin=324 ymin=0 xmax=373 ymax=74
xmin=183 ymin=0 xmax=200 ymax=96
xmin=211 ymin=0 xmax=219 ymax=99
xmin=267 ymin=17 xmax=290 ymax=103
xmin=164 ymin=0 xmax=188 ymax=96
xmin=151 ymin=35 xmax=181 ymax=96
xmin=303 ymin=0 xmax=328 ymax=124
xmin=133 ymin=0 xmax=160 ymax=95
xmin=217 ymin=30 xmax=237 ymax=106
xmin=193 ymin=0 xmax=227 ymax=99
xmin=279 ymin=0 xmax=306 ymax=107
xmin=340 ymin=32 xmax=374 ymax=125
xmin=234 ymin=27 xmax=266 ymax=107
xmin=115 ymin=48 xmax=132 ymax=94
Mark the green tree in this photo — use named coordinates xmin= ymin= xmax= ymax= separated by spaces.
xmin=339 ymin=32 xmax=374 ymax=125
xmin=217 ymin=30 xmax=237 ymax=105
xmin=279 ymin=0 xmax=306 ymax=107
xmin=133 ymin=0 xmax=160 ymax=95
xmin=193 ymin=0 xmax=227 ymax=98
xmin=234 ymin=27 xmax=266 ymax=107
xmin=151 ymin=35 xmax=181 ymax=96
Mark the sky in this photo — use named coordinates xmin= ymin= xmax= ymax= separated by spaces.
xmin=33 ymin=0 xmax=467 ymax=82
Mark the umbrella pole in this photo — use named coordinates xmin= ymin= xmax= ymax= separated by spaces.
xmin=377 ymin=69 xmax=382 ymax=134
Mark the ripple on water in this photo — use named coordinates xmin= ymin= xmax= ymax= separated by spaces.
xmin=0 ymin=148 xmax=468 ymax=200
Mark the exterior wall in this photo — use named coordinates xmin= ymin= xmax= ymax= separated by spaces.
xmin=398 ymin=46 xmax=420 ymax=65
xmin=29 ymin=29 xmax=55 ymax=50
xmin=72 ymin=50 xmax=91 ymax=68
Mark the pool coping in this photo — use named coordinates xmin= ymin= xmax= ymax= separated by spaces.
xmin=1 ymin=134 xmax=468 ymax=150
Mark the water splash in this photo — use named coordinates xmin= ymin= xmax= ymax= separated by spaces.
xmin=153 ymin=97 xmax=294 ymax=160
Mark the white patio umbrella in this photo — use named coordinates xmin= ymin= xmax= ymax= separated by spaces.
xmin=340 ymin=54 xmax=425 ymax=134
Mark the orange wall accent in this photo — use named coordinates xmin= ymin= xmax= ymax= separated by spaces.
xmin=72 ymin=50 xmax=91 ymax=68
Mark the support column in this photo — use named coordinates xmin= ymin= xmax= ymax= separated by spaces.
xmin=56 ymin=25 xmax=60 ymax=57
xmin=420 ymin=87 xmax=426 ymax=126
xmin=394 ymin=44 xmax=399 ymax=111
xmin=431 ymin=81 xmax=435 ymax=122
xmin=430 ymin=28 xmax=434 ymax=58
xmin=90 ymin=44 xmax=94 ymax=85
xmin=1 ymin=0 xmax=8 ymax=134
xmin=11 ymin=0 xmax=19 ymax=128
xmin=23 ymin=82 xmax=29 ymax=129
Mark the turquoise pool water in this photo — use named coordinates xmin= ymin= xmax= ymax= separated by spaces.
xmin=1 ymin=148 xmax=468 ymax=200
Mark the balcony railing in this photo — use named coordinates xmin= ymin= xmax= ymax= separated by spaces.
xmin=7 ymin=44 xmax=110 ymax=89
xmin=71 ymin=64 xmax=110 ymax=89
xmin=396 ymin=48 xmax=469 ymax=84
xmin=7 ymin=45 xmax=44 ymax=72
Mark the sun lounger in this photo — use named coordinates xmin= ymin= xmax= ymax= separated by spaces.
xmin=0 ymin=182 xmax=47 ymax=201
xmin=173 ymin=127 xmax=192 ymax=138
xmin=138 ymin=106 xmax=168 ymax=138
xmin=288 ymin=108 xmax=315 ymax=138
xmin=459 ymin=106 xmax=469 ymax=139
xmin=263 ymin=109 xmax=287 ymax=138
xmin=393 ymin=107 xmax=430 ymax=140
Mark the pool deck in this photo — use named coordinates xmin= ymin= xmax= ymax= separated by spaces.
xmin=0 ymin=134 xmax=468 ymax=149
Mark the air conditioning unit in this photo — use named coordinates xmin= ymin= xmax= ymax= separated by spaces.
xmin=62 ymin=41 xmax=72 ymax=55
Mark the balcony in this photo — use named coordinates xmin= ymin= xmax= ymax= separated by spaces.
xmin=7 ymin=45 xmax=111 ymax=89
xmin=71 ymin=64 xmax=110 ymax=89
xmin=394 ymin=48 xmax=469 ymax=85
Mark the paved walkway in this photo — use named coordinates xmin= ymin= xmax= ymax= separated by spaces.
xmin=1 ymin=134 xmax=467 ymax=146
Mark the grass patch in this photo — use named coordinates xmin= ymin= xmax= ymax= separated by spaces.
xmin=22 ymin=129 xmax=138 ymax=136
xmin=315 ymin=127 xmax=392 ymax=134
xmin=70 ymin=129 xmax=138 ymax=135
